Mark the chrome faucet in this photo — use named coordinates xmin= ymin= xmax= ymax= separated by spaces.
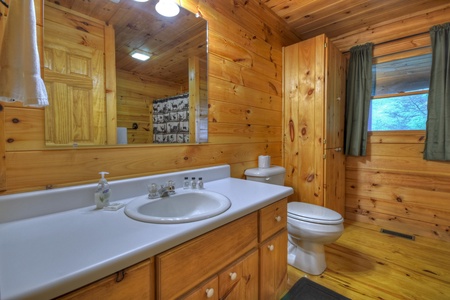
xmin=148 ymin=180 xmax=175 ymax=199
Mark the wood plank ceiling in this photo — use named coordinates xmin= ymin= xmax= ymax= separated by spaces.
xmin=264 ymin=0 xmax=450 ymax=50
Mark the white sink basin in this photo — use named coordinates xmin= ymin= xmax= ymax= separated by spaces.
xmin=124 ymin=190 xmax=231 ymax=223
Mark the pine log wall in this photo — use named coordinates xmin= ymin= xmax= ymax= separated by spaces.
xmin=332 ymin=6 xmax=450 ymax=242
xmin=0 ymin=0 xmax=299 ymax=193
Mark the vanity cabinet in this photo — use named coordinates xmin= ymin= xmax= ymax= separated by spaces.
xmin=57 ymin=258 xmax=154 ymax=300
xmin=156 ymin=213 xmax=258 ymax=299
xmin=55 ymin=198 xmax=287 ymax=300
xmin=283 ymin=34 xmax=346 ymax=216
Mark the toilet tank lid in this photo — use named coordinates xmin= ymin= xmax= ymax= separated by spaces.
xmin=244 ymin=166 xmax=286 ymax=177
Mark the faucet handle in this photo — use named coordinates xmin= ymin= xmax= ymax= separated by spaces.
xmin=148 ymin=183 xmax=159 ymax=199
xmin=167 ymin=180 xmax=176 ymax=194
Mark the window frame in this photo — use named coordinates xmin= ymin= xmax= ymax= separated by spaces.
xmin=369 ymin=47 xmax=432 ymax=132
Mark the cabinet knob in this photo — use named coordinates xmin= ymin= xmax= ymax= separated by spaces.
xmin=268 ymin=244 xmax=274 ymax=251
xmin=275 ymin=215 xmax=281 ymax=222
xmin=206 ymin=288 xmax=215 ymax=298
xmin=229 ymin=272 xmax=237 ymax=281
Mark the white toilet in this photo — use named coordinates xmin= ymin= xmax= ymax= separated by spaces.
xmin=245 ymin=165 xmax=344 ymax=275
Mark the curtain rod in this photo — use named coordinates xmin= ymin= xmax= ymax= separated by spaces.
xmin=1 ymin=0 xmax=8 ymax=8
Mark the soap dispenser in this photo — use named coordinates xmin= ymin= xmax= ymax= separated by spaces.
xmin=95 ymin=171 xmax=111 ymax=209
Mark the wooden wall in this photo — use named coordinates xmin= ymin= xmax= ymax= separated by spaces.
xmin=0 ymin=0 xmax=299 ymax=194
xmin=116 ymin=70 xmax=183 ymax=144
xmin=337 ymin=6 xmax=450 ymax=242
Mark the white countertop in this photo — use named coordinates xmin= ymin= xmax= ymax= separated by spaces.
xmin=0 ymin=166 xmax=293 ymax=300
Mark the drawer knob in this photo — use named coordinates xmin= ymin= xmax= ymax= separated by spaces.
xmin=206 ymin=288 xmax=215 ymax=298
xmin=275 ymin=215 xmax=281 ymax=222
xmin=268 ymin=244 xmax=274 ymax=251
xmin=229 ymin=272 xmax=237 ymax=281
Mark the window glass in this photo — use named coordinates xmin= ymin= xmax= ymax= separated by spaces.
xmin=369 ymin=53 xmax=431 ymax=131
xmin=369 ymin=94 xmax=428 ymax=131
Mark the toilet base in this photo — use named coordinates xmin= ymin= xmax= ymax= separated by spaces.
xmin=287 ymin=239 xmax=327 ymax=275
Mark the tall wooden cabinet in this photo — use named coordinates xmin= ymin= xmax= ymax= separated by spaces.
xmin=283 ymin=34 xmax=346 ymax=216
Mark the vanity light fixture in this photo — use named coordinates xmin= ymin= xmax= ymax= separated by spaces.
xmin=130 ymin=50 xmax=151 ymax=61
xmin=155 ymin=0 xmax=180 ymax=17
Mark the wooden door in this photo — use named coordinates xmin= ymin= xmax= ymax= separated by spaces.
xmin=43 ymin=3 xmax=106 ymax=146
xmin=283 ymin=35 xmax=326 ymax=206
xmin=323 ymin=37 xmax=346 ymax=216
xmin=259 ymin=229 xmax=288 ymax=300
xmin=218 ymin=250 xmax=259 ymax=299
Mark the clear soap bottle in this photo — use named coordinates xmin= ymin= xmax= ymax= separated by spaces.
xmin=198 ymin=177 xmax=204 ymax=189
xmin=183 ymin=177 xmax=190 ymax=189
xmin=95 ymin=171 xmax=111 ymax=209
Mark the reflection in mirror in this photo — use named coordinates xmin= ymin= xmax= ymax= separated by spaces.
xmin=43 ymin=0 xmax=208 ymax=146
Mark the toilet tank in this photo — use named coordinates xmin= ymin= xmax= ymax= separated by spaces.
xmin=244 ymin=166 xmax=286 ymax=186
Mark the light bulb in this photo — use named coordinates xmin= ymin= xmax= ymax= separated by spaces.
xmin=155 ymin=0 xmax=180 ymax=17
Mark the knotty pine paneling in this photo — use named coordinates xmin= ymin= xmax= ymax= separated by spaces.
xmin=331 ymin=4 xmax=450 ymax=52
xmin=346 ymin=132 xmax=450 ymax=242
xmin=0 ymin=0 xmax=298 ymax=194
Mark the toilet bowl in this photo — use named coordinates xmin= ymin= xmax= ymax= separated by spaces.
xmin=245 ymin=165 xmax=344 ymax=275
xmin=287 ymin=202 xmax=343 ymax=275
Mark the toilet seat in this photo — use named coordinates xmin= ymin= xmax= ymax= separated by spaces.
xmin=288 ymin=202 xmax=343 ymax=225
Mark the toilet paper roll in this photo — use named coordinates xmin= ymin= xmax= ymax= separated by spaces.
xmin=117 ymin=127 xmax=128 ymax=144
xmin=258 ymin=155 xmax=271 ymax=168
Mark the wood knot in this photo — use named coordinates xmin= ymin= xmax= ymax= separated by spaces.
xmin=306 ymin=174 xmax=314 ymax=182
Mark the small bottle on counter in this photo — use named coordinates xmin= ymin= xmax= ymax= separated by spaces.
xmin=94 ymin=171 xmax=111 ymax=209
xmin=191 ymin=177 xmax=197 ymax=189
xmin=198 ymin=177 xmax=204 ymax=189
xmin=183 ymin=177 xmax=190 ymax=189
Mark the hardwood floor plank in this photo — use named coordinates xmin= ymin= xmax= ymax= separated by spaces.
xmin=287 ymin=221 xmax=450 ymax=299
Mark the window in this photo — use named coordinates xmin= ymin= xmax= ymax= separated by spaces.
xmin=369 ymin=53 xmax=432 ymax=131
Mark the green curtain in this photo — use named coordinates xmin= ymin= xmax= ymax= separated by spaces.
xmin=423 ymin=23 xmax=450 ymax=161
xmin=344 ymin=43 xmax=373 ymax=156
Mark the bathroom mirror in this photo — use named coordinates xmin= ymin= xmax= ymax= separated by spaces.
xmin=43 ymin=0 xmax=208 ymax=146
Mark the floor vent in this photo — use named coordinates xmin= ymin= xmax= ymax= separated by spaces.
xmin=380 ymin=229 xmax=415 ymax=241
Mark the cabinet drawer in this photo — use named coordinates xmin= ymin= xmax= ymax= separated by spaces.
xmin=57 ymin=258 xmax=154 ymax=300
xmin=259 ymin=198 xmax=287 ymax=242
xmin=156 ymin=212 xmax=258 ymax=299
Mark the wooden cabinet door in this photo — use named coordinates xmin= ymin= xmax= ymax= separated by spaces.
xmin=283 ymin=35 xmax=326 ymax=206
xmin=324 ymin=148 xmax=345 ymax=216
xmin=324 ymin=36 xmax=346 ymax=150
xmin=259 ymin=229 xmax=287 ymax=300
xmin=57 ymin=258 xmax=154 ymax=300
xmin=43 ymin=3 xmax=106 ymax=146
xmin=218 ymin=250 xmax=259 ymax=299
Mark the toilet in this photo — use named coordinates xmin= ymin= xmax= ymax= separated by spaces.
xmin=245 ymin=165 xmax=344 ymax=275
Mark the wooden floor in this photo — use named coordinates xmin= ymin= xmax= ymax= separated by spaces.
xmin=287 ymin=221 xmax=450 ymax=300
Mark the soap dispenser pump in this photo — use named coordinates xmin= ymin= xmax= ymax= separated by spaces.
xmin=95 ymin=171 xmax=111 ymax=209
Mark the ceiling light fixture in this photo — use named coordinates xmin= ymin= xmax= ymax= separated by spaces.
xmin=130 ymin=50 xmax=151 ymax=61
xmin=155 ymin=0 xmax=180 ymax=17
